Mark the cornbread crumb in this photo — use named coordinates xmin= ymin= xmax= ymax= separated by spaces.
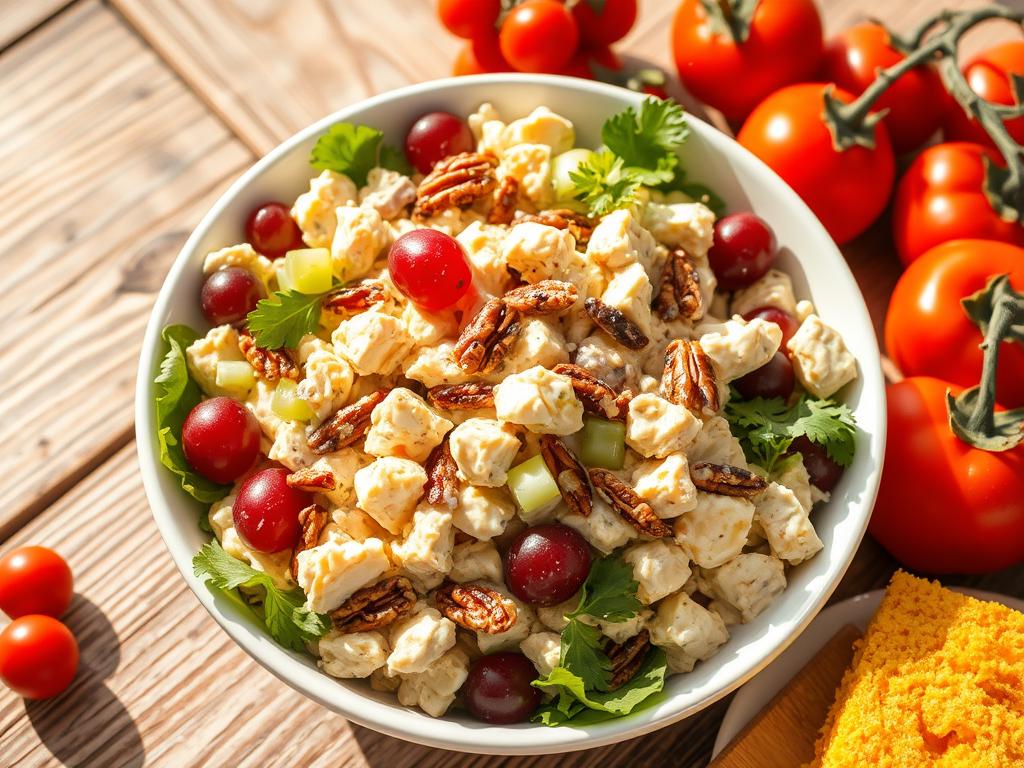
xmin=810 ymin=572 xmax=1024 ymax=767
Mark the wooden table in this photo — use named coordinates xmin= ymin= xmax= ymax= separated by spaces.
xmin=1 ymin=1 xmax=1021 ymax=765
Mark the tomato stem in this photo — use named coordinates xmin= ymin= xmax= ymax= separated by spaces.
xmin=698 ymin=0 xmax=759 ymax=44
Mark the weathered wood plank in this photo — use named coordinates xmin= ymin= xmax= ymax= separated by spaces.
xmin=0 ymin=0 xmax=76 ymax=50
xmin=0 ymin=0 xmax=253 ymax=538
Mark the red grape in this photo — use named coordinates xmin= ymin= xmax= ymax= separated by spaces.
xmin=742 ymin=305 xmax=799 ymax=350
xmin=708 ymin=213 xmax=777 ymax=290
xmin=201 ymin=267 xmax=265 ymax=326
xmin=245 ymin=202 xmax=304 ymax=259
xmin=405 ymin=112 xmax=474 ymax=174
xmin=790 ymin=436 xmax=844 ymax=492
xmin=505 ymin=524 xmax=591 ymax=606
xmin=232 ymin=468 xmax=310 ymax=553
xmin=182 ymin=398 xmax=261 ymax=484
xmin=387 ymin=229 xmax=473 ymax=311
xmin=733 ymin=351 xmax=795 ymax=401
xmin=463 ymin=652 xmax=541 ymax=723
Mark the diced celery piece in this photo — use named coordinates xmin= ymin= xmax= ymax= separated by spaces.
xmin=275 ymin=265 xmax=294 ymax=294
xmin=551 ymin=148 xmax=595 ymax=201
xmin=507 ymin=454 xmax=561 ymax=515
xmin=271 ymin=378 xmax=314 ymax=422
xmin=579 ymin=416 xmax=626 ymax=470
xmin=215 ymin=360 xmax=256 ymax=395
xmin=284 ymin=247 xmax=333 ymax=294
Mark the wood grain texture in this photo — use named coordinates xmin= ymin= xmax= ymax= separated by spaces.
xmin=0 ymin=0 xmax=76 ymax=50
xmin=0 ymin=0 xmax=252 ymax=538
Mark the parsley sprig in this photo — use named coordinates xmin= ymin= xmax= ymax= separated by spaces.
xmin=193 ymin=540 xmax=330 ymax=653
xmin=310 ymin=123 xmax=411 ymax=186
xmin=724 ymin=392 xmax=858 ymax=473
xmin=246 ymin=288 xmax=334 ymax=350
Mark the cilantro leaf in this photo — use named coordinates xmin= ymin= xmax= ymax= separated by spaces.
xmin=569 ymin=150 xmax=644 ymax=217
xmin=559 ymin=618 xmax=611 ymax=691
xmin=154 ymin=325 xmax=230 ymax=513
xmin=193 ymin=540 xmax=330 ymax=652
xmin=571 ymin=556 xmax=642 ymax=623
xmin=246 ymin=289 xmax=327 ymax=350
xmin=789 ymin=397 xmax=857 ymax=466
xmin=310 ymin=123 xmax=409 ymax=186
xmin=602 ymin=98 xmax=689 ymax=185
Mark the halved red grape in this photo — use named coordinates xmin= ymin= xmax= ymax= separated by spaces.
xmin=505 ymin=524 xmax=591 ymax=606
xmin=463 ymin=652 xmax=542 ymax=724
xmin=742 ymin=305 xmax=799 ymax=350
xmin=232 ymin=468 xmax=310 ymax=553
xmin=387 ymin=229 xmax=473 ymax=311
xmin=182 ymin=397 xmax=261 ymax=484
xmin=708 ymin=212 xmax=777 ymax=290
xmin=404 ymin=111 xmax=474 ymax=174
xmin=733 ymin=351 xmax=795 ymax=401
xmin=201 ymin=267 xmax=265 ymax=326
xmin=790 ymin=436 xmax=844 ymax=492
xmin=245 ymin=202 xmax=304 ymax=259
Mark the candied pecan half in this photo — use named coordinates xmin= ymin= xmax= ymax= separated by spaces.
xmin=612 ymin=390 xmax=634 ymax=423
xmin=307 ymin=388 xmax=389 ymax=454
xmin=238 ymin=330 xmax=300 ymax=382
xmin=691 ymin=462 xmax=768 ymax=498
xmin=435 ymin=582 xmax=518 ymax=634
xmin=653 ymin=249 xmax=704 ymax=323
xmin=584 ymin=297 xmax=650 ymax=350
xmin=503 ymin=279 xmax=579 ymax=315
xmin=423 ymin=440 xmax=460 ymax=510
xmin=539 ymin=435 xmax=593 ymax=517
xmin=331 ymin=576 xmax=417 ymax=634
xmin=660 ymin=339 xmax=719 ymax=415
xmin=488 ymin=175 xmax=519 ymax=225
xmin=518 ymin=209 xmax=595 ymax=245
xmin=285 ymin=466 xmax=337 ymax=492
xmin=414 ymin=152 xmax=498 ymax=220
xmin=605 ymin=630 xmax=651 ymax=689
xmin=428 ymin=382 xmax=496 ymax=410
xmin=453 ymin=297 xmax=522 ymax=374
xmin=589 ymin=468 xmax=672 ymax=537
xmin=290 ymin=503 xmax=328 ymax=580
xmin=552 ymin=363 xmax=620 ymax=419
xmin=323 ymin=281 xmax=387 ymax=315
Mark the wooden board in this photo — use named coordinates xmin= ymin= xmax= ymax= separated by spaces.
xmin=0 ymin=0 xmax=75 ymax=50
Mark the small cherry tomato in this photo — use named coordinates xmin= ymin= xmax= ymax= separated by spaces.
xmin=454 ymin=43 xmax=487 ymax=76
xmin=0 ymin=547 xmax=73 ymax=619
xmin=891 ymin=142 xmax=1024 ymax=265
xmin=821 ymin=22 xmax=944 ymax=154
xmin=942 ymin=41 xmax=1024 ymax=150
xmin=738 ymin=83 xmax=895 ymax=245
xmin=388 ymin=229 xmax=473 ymax=311
xmin=471 ymin=32 xmax=513 ymax=73
xmin=573 ymin=0 xmax=637 ymax=47
xmin=0 ymin=615 xmax=79 ymax=699
xmin=437 ymin=0 xmax=500 ymax=40
xmin=499 ymin=0 xmax=579 ymax=74
xmin=244 ymin=202 xmax=304 ymax=259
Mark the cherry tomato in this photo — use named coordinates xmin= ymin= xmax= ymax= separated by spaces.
xmin=453 ymin=43 xmax=487 ymax=76
xmin=499 ymin=0 xmax=579 ymax=74
xmin=871 ymin=377 xmax=1024 ymax=573
xmin=471 ymin=32 xmax=513 ymax=73
xmin=404 ymin=112 xmax=474 ymax=175
xmin=182 ymin=397 xmax=262 ymax=484
xmin=559 ymin=45 xmax=621 ymax=79
xmin=201 ymin=267 xmax=265 ymax=326
xmin=463 ymin=652 xmax=541 ymax=723
xmin=885 ymin=239 xmax=1024 ymax=408
xmin=821 ymin=22 xmax=944 ymax=154
xmin=0 ymin=615 xmax=79 ymax=699
xmin=388 ymin=229 xmax=473 ymax=311
xmin=244 ymin=202 xmax=304 ymax=259
xmin=0 ymin=547 xmax=73 ymax=619
xmin=891 ymin=143 xmax=1024 ymax=265
xmin=942 ymin=41 xmax=1024 ymax=150
xmin=233 ymin=468 xmax=310 ymax=553
xmin=573 ymin=0 xmax=637 ymax=47
xmin=738 ymin=83 xmax=895 ymax=245
xmin=672 ymin=0 xmax=822 ymax=122
xmin=437 ymin=0 xmax=500 ymax=40
xmin=707 ymin=212 xmax=777 ymax=290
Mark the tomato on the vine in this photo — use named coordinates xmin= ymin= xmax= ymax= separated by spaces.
xmin=454 ymin=44 xmax=487 ymax=76
xmin=499 ymin=0 xmax=579 ymax=74
xmin=573 ymin=0 xmax=637 ymax=48
xmin=892 ymin=142 xmax=1024 ymax=265
xmin=738 ymin=83 xmax=895 ymax=245
xmin=471 ymin=33 xmax=513 ymax=74
xmin=885 ymin=239 xmax=1024 ymax=408
xmin=671 ymin=0 xmax=822 ymax=122
xmin=942 ymin=40 xmax=1024 ymax=149
xmin=437 ymin=0 xmax=500 ymax=40
xmin=821 ymin=22 xmax=944 ymax=154
xmin=0 ymin=615 xmax=79 ymax=699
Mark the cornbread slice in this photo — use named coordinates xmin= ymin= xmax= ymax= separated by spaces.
xmin=810 ymin=572 xmax=1024 ymax=767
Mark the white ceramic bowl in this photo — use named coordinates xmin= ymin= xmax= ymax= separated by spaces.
xmin=135 ymin=74 xmax=886 ymax=755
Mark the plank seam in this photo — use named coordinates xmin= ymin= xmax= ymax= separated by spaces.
xmin=0 ymin=0 xmax=82 ymax=56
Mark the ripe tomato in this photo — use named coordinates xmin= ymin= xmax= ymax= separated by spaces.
xmin=471 ymin=32 xmax=512 ymax=73
xmin=437 ymin=0 xmax=500 ymax=40
xmin=499 ymin=0 xmax=579 ymax=74
xmin=573 ymin=0 xmax=637 ymax=47
xmin=885 ymin=239 xmax=1024 ymax=408
xmin=453 ymin=44 xmax=487 ymax=77
xmin=0 ymin=546 xmax=73 ymax=619
xmin=671 ymin=0 xmax=822 ymax=122
xmin=942 ymin=41 xmax=1024 ymax=149
xmin=738 ymin=83 xmax=895 ymax=245
xmin=0 ymin=615 xmax=79 ymax=699
xmin=892 ymin=142 xmax=1024 ymax=265
xmin=821 ymin=22 xmax=944 ymax=154
xmin=871 ymin=377 xmax=1024 ymax=573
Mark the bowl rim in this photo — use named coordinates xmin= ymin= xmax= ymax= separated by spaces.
xmin=135 ymin=72 xmax=886 ymax=755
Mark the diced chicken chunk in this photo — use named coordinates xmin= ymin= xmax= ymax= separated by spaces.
xmin=648 ymin=592 xmax=729 ymax=674
xmin=631 ymin=453 xmax=698 ymax=519
xmin=622 ymin=539 xmax=692 ymax=604
xmin=697 ymin=553 xmax=786 ymax=623
xmin=292 ymin=170 xmax=358 ymax=247
xmin=364 ymin=388 xmax=452 ymax=463
xmin=296 ymin=537 xmax=390 ymax=613
xmin=520 ymin=631 xmax=562 ymax=677
xmin=673 ymin=493 xmax=754 ymax=569
xmin=754 ymin=481 xmax=823 ymax=565
xmin=354 ymin=457 xmax=426 ymax=534
xmin=318 ymin=630 xmax=390 ymax=679
xmin=625 ymin=393 xmax=701 ymax=459
xmin=448 ymin=418 xmax=520 ymax=487
xmin=493 ymin=365 xmax=583 ymax=435
xmin=387 ymin=602 xmax=457 ymax=675
xmin=453 ymin=485 xmax=517 ymax=541
xmin=786 ymin=314 xmax=858 ymax=398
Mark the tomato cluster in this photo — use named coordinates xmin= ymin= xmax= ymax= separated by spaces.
xmin=441 ymin=0 xmax=638 ymax=82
